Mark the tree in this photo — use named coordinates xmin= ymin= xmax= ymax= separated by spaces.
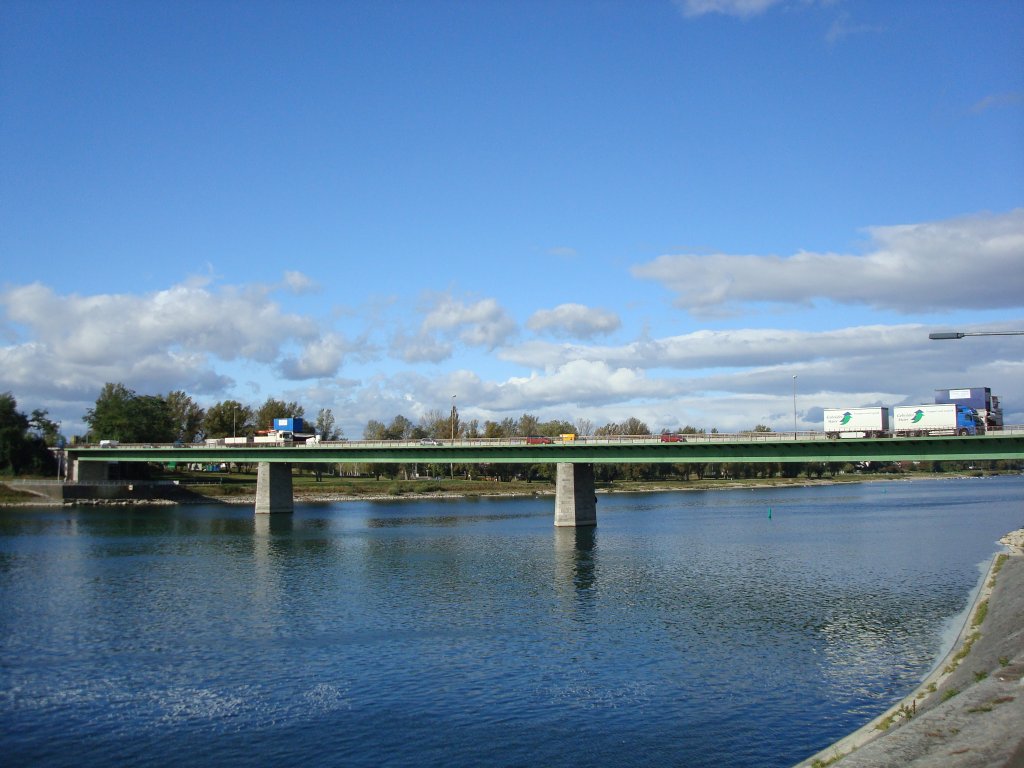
xmin=84 ymin=383 xmax=135 ymax=441
xmin=83 ymin=383 xmax=176 ymax=443
xmin=620 ymin=417 xmax=651 ymax=435
xmin=540 ymin=419 xmax=576 ymax=437
xmin=254 ymin=398 xmax=305 ymax=433
xmin=203 ymin=400 xmax=253 ymax=439
xmin=386 ymin=415 xmax=415 ymax=440
xmin=517 ymin=413 xmax=540 ymax=436
xmin=0 ymin=392 xmax=54 ymax=475
xmin=419 ymin=409 xmax=449 ymax=439
xmin=29 ymin=409 xmax=62 ymax=446
xmin=315 ymin=408 xmax=343 ymax=440
xmin=165 ymin=390 xmax=205 ymax=442
xmin=483 ymin=418 xmax=515 ymax=438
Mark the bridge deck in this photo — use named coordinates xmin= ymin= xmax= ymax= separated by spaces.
xmin=69 ymin=431 xmax=1024 ymax=465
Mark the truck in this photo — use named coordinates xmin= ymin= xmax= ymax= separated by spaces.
xmin=273 ymin=417 xmax=304 ymax=433
xmin=823 ymin=407 xmax=890 ymax=438
xmin=892 ymin=404 xmax=982 ymax=437
xmin=254 ymin=432 xmax=293 ymax=445
xmin=935 ymin=387 xmax=1003 ymax=432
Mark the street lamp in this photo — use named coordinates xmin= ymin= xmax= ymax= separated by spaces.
xmin=450 ymin=395 xmax=457 ymax=480
xmin=929 ymin=330 xmax=1024 ymax=340
xmin=792 ymin=375 xmax=798 ymax=439
xmin=56 ymin=420 xmax=63 ymax=482
xmin=451 ymin=395 xmax=457 ymax=441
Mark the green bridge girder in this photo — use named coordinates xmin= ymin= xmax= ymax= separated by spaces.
xmin=69 ymin=433 xmax=1024 ymax=466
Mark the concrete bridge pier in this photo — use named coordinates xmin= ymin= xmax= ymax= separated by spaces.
xmin=72 ymin=458 xmax=110 ymax=483
xmin=554 ymin=462 xmax=596 ymax=527
xmin=256 ymin=462 xmax=294 ymax=514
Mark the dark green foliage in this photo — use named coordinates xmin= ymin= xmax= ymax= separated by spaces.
xmin=254 ymin=398 xmax=304 ymax=433
xmin=0 ymin=392 xmax=56 ymax=475
xmin=203 ymin=400 xmax=254 ymax=439
xmin=165 ymin=390 xmax=205 ymax=442
xmin=83 ymin=383 xmax=177 ymax=443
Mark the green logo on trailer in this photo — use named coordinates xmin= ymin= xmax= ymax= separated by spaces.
xmin=912 ymin=410 xmax=925 ymax=423
xmin=840 ymin=412 xmax=852 ymax=425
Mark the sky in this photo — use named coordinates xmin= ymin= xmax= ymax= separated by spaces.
xmin=2 ymin=0 xmax=1023 ymax=439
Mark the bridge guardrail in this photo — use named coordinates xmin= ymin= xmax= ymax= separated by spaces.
xmin=69 ymin=425 xmax=1024 ymax=452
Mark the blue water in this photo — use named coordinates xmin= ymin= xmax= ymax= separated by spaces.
xmin=1 ymin=475 xmax=1022 ymax=767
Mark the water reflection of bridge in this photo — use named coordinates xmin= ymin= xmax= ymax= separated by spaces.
xmin=67 ymin=432 xmax=1024 ymax=526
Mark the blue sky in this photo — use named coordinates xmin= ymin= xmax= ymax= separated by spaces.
xmin=2 ymin=0 xmax=1023 ymax=437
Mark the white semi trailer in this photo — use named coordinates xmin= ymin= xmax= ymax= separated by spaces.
xmin=823 ymin=407 xmax=890 ymax=438
xmin=892 ymin=404 xmax=982 ymax=436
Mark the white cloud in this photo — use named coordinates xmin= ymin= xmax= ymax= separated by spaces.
xmin=420 ymin=294 xmax=517 ymax=350
xmin=547 ymin=246 xmax=579 ymax=259
xmin=632 ymin=209 xmax=1024 ymax=315
xmin=278 ymin=333 xmax=351 ymax=380
xmin=527 ymin=303 xmax=621 ymax=339
xmin=501 ymin=324 xmax=928 ymax=370
xmin=282 ymin=270 xmax=319 ymax=294
xmin=390 ymin=330 xmax=454 ymax=364
xmin=674 ymin=0 xmax=784 ymax=19
xmin=0 ymin=279 xmax=331 ymax=401
xmin=2 ymin=281 xmax=318 ymax=363
xmin=825 ymin=12 xmax=885 ymax=45
xmin=970 ymin=92 xmax=1024 ymax=114
xmin=490 ymin=361 xmax=675 ymax=409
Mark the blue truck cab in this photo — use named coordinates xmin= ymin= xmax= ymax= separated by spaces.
xmin=954 ymin=404 xmax=983 ymax=435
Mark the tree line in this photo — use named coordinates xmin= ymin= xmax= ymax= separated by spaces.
xmin=80 ymin=382 xmax=343 ymax=444
xmin=3 ymin=382 xmax=1015 ymax=479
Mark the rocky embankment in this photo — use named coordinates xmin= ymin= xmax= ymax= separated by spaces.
xmin=796 ymin=529 xmax=1024 ymax=768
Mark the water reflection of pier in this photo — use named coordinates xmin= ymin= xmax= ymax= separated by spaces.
xmin=554 ymin=527 xmax=597 ymax=612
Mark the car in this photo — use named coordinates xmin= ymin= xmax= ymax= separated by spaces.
xmin=660 ymin=433 xmax=686 ymax=442
xmin=419 ymin=438 xmax=441 ymax=445
xmin=526 ymin=436 xmax=553 ymax=444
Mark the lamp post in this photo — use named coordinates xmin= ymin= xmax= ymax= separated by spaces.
xmin=929 ymin=330 xmax=1024 ymax=340
xmin=56 ymin=421 xmax=63 ymax=482
xmin=792 ymin=375 xmax=798 ymax=439
xmin=450 ymin=395 xmax=457 ymax=480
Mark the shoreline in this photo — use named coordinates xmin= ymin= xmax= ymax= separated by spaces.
xmin=794 ymin=529 xmax=1024 ymax=767
xmin=2 ymin=472 xmax=1010 ymax=508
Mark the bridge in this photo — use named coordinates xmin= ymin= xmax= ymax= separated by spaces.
xmin=68 ymin=430 xmax=1024 ymax=526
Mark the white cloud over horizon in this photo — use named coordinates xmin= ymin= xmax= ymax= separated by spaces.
xmin=2 ymin=210 xmax=1023 ymax=438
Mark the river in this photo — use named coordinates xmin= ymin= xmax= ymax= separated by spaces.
xmin=1 ymin=475 xmax=1022 ymax=767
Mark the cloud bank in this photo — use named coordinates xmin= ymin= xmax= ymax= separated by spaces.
xmin=632 ymin=209 xmax=1024 ymax=316
xmin=3 ymin=210 xmax=1022 ymax=436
